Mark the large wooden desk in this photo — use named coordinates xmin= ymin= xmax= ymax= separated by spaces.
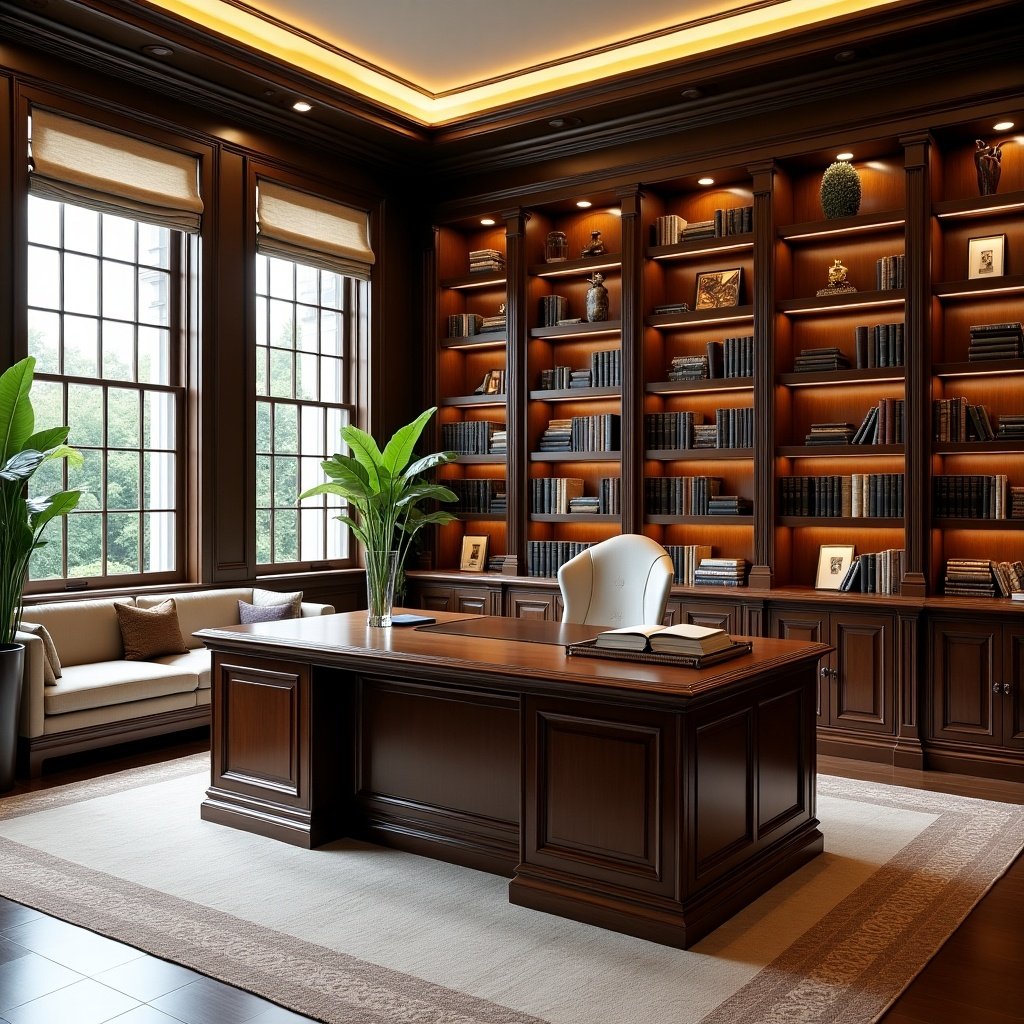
xmin=197 ymin=611 xmax=829 ymax=948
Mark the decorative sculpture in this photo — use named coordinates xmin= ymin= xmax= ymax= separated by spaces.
xmin=974 ymin=139 xmax=1003 ymax=196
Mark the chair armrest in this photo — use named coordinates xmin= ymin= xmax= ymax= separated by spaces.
xmin=300 ymin=601 xmax=335 ymax=617
xmin=14 ymin=630 xmax=46 ymax=738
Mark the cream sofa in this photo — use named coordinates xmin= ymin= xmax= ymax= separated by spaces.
xmin=15 ymin=587 xmax=334 ymax=776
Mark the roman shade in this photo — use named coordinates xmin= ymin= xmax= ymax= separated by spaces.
xmin=257 ymin=178 xmax=375 ymax=280
xmin=29 ymin=107 xmax=203 ymax=232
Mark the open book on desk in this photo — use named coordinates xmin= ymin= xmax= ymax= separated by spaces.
xmin=594 ymin=622 xmax=733 ymax=656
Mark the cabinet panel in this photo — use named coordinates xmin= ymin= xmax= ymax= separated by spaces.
xmin=1002 ymin=626 xmax=1024 ymax=750
xmin=832 ymin=612 xmax=893 ymax=734
xmin=677 ymin=599 xmax=742 ymax=633
xmin=509 ymin=589 xmax=561 ymax=620
xmin=930 ymin=623 xmax=999 ymax=746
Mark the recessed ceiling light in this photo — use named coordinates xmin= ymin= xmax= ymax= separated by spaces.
xmin=697 ymin=177 xmax=715 ymax=186
xmin=576 ymin=200 xmax=592 ymax=208
xmin=547 ymin=116 xmax=582 ymax=130
xmin=292 ymin=100 xmax=312 ymax=113
xmin=834 ymin=49 xmax=857 ymax=62
xmin=836 ymin=152 xmax=854 ymax=161
xmin=142 ymin=44 xmax=173 ymax=57
xmin=680 ymin=87 xmax=702 ymax=100
xmin=993 ymin=121 xmax=1014 ymax=131
xmin=480 ymin=217 xmax=496 ymax=226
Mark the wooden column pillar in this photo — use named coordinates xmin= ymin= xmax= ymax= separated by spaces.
xmin=617 ymin=184 xmax=644 ymax=535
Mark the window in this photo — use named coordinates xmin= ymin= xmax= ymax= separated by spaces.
xmin=254 ymin=253 xmax=356 ymax=568
xmin=26 ymin=195 xmax=184 ymax=584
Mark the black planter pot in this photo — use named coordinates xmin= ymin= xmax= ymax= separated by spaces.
xmin=0 ymin=643 xmax=25 ymax=792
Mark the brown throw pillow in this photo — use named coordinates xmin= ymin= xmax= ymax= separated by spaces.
xmin=115 ymin=599 xmax=188 ymax=661
xmin=20 ymin=621 xmax=62 ymax=684
xmin=238 ymin=600 xmax=294 ymax=624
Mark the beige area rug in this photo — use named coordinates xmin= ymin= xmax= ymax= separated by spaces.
xmin=0 ymin=756 xmax=1022 ymax=1024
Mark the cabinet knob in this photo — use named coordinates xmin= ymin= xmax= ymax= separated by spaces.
xmin=820 ymin=666 xmax=830 ymax=678
xmin=994 ymin=682 xmax=1002 ymax=694
xmin=1003 ymin=683 xmax=1012 ymax=696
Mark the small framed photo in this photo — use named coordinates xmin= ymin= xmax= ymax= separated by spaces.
xmin=483 ymin=370 xmax=501 ymax=394
xmin=816 ymin=544 xmax=855 ymax=590
xmin=695 ymin=268 xmax=742 ymax=310
xmin=968 ymin=234 xmax=1005 ymax=279
xmin=460 ymin=535 xmax=488 ymax=572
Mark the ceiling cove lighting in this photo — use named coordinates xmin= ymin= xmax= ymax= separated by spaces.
xmin=292 ymin=100 xmax=312 ymax=112
xmin=145 ymin=0 xmax=901 ymax=125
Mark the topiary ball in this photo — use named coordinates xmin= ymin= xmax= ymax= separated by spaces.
xmin=820 ymin=160 xmax=862 ymax=219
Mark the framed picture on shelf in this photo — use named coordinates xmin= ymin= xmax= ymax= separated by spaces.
xmin=968 ymin=234 xmax=1005 ymax=279
xmin=484 ymin=370 xmax=501 ymax=394
xmin=460 ymin=535 xmax=489 ymax=572
xmin=695 ymin=268 xmax=742 ymax=309
xmin=815 ymin=544 xmax=855 ymax=590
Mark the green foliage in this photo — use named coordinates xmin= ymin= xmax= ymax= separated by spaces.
xmin=820 ymin=160 xmax=862 ymax=219
xmin=298 ymin=407 xmax=458 ymax=597
xmin=0 ymin=357 xmax=83 ymax=645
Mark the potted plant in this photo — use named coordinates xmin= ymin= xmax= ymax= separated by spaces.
xmin=299 ymin=407 xmax=458 ymax=626
xmin=1 ymin=356 xmax=82 ymax=790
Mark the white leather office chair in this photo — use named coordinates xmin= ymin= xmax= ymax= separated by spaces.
xmin=558 ymin=534 xmax=674 ymax=627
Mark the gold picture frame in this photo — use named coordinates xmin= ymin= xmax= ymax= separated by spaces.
xmin=815 ymin=544 xmax=855 ymax=590
xmin=968 ymin=234 xmax=1005 ymax=279
xmin=695 ymin=268 xmax=742 ymax=310
xmin=460 ymin=535 xmax=488 ymax=572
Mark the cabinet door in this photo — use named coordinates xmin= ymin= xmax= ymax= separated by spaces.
xmin=768 ymin=609 xmax=828 ymax=723
xmin=410 ymin=584 xmax=457 ymax=613
xmin=508 ymin=589 xmax=561 ymax=620
xmin=830 ymin=611 xmax=894 ymax=736
xmin=930 ymin=622 xmax=1000 ymax=747
xmin=1002 ymin=625 xmax=1024 ymax=750
xmin=678 ymin=599 xmax=742 ymax=634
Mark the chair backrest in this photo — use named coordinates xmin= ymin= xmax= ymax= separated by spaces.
xmin=558 ymin=534 xmax=674 ymax=626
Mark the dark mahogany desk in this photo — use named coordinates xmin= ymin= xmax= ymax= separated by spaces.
xmin=196 ymin=610 xmax=829 ymax=948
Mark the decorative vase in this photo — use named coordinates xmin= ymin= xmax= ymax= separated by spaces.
xmin=544 ymin=230 xmax=568 ymax=262
xmin=974 ymin=139 xmax=1002 ymax=196
xmin=585 ymin=272 xmax=609 ymax=322
xmin=0 ymin=643 xmax=25 ymax=792
xmin=820 ymin=160 xmax=862 ymax=219
xmin=365 ymin=550 xmax=399 ymax=627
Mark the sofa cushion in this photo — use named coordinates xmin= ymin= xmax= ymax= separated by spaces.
xmin=19 ymin=622 xmax=62 ymax=683
xmin=238 ymin=599 xmax=295 ymax=624
xmin=43 ymin=660 xmax=201 ymax=716
xmin=253 ymin=587 xmax=302 ymax=618
xmin=153 ymin=647 xmax=212 ymax=689
xmin=116 ymin=600 xmax=188 ymax=660
xmin=20 ymin=598 xmax=136 ymax=667
xmin=138 ymin=588 xmax=254 ymax=649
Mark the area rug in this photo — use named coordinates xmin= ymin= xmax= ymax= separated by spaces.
xmin=0 ymin=756 xmax=1022 ymax=1024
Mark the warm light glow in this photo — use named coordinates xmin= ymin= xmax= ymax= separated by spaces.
xmin=993 ymin=121 xmax=1014 ymax=131
xmin=608 ymin=209 xmax=622 ymax=217
xmin=697 ymin=177 xmax=715 ymax=186
xmin=480 ymin=217 xmax=496 ymax=226
xmin=836 ymin=151 xmax=854 ymax=160
xmin=143 ymin=0 xmax=904 ymax=125
xmin=292 ymin=100 xmax=312 ymax=112
xmin=576 ymin=200 xmax=593 ymax=208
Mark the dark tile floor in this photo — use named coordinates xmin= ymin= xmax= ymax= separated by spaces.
xmin=0 ymin=896 xmax=315 ymax=1024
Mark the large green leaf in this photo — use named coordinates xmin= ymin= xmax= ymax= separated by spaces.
xmin=29 ymin=489 xmax=81 ymax=533
xmin=0 ymin=357 xmax=36 ymax=465
xmin=0 ymin=449 xmax=45 ymax=483
xmin=25 ymin=426 xmax=70 ymax=455
xmin=298 ymin=479 xmax=371 ymax=506
xmin=380 ymin=407 xmax=436 ymax=476
xmin=331 ymin=512 xmax=369 ymax=548
xmin=340 ymin=423 xmax=383 ymax=492
xmin=404 ymin=450 xmax=457 ymax=479
xmin=395 ymin=482 xmax=458 ymax=507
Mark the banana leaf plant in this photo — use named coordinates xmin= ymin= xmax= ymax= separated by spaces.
xmin=0 ymin=357 xmax=82 ymax=646
xmin=298 ymin=407 xmax=458 ymax=611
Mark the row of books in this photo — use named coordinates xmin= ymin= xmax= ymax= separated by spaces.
xmin=561 ymin=477 xmax=621 ymax=513
xmin=656 ymin=205 xmax=753 ymax=242
xmin=999 ymin=414 xmax=1024 ymax=438
xmin=875 ymin=253 xmax=905 ymax=290
xmin=693 ymin=557 xmax=749 ymax=587
xmin=468 ymin=248 xmax=504 ymax=273
xmin=537 ymin=356 xmax=622 ymax=390
xmin=665 ymin=336 xmax=753 ymax=380
xmin=449 ymin=479 xmax=503 ymax=514
xmin=852 ymin=398 xmax=904 ymax=445
xmin=780 ymin=474 xmax=905 ymax=518
xmin=526 ymin=540 xmax=590 ymax=577
xmin=933 ymin=397 xmax=995 ymax=442
xmin=447 ymin=313 xmax=485 ymax=338
xmin=932 ymin=474 xmax=1014 ymax=519
xmin=715 ymin=407 xmax=754 ymax=448
xmin=645 ymin=476 xmax=721 ymax=515
xmin=539 ymin=294 xmax=569 ymax=326
xmin=441 ymin=420 xmax=504 ymax=455
xmin=840 ymin=549 xmax=903 ymax=594
xmin=644 ymin=408 xmax=753 ymax=449
xmin=942 ymin=558 xmax=1024 ymax=598
xmin=538 ymin=415 xmax=621 ymax=452
xmin=531 ymin=477 xmax=585 ymax=514
xmin=967 ymin=321 xmax=1023 ymax=362
xmin=855 ymin=322 xmax=905 ymax=368
xmin=665 ymin=543 xmax=712 ymax=585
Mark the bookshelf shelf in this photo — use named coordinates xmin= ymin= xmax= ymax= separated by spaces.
xmin=933 ymin=189 xmax=1024 ymax=221
xmin=645 ymin=448 xmax=753 ymax=461
xmin=645 ymin=305 xmax=754 ymax=329
xmin=441 ymin=394 xmax=506 ymax=408
xmin=528 ymin=386 xmax=621 ymax=402
xmin=933 ymin=441 xmax=1024 ymax=455
xmin=440 ymin=271 xmax=507 ymax=290
xmin=454 ymin=454 xmax=506 ymax=465
xmin=530 ymin=513 xmax=620 ymax=523
xmin=647 ymin=377 xmax=753 ymax=395
xmin=440 ymin=334 xmax=507 ymax=350
xmin=647 ymin=233 xmax=754 ymax=261
xmin=530 ymin=320 xmax=622 ymax=340
xmin=933 ymin=359 xmax=1024 ymax=379
xmin=530 ymin=451 xmax=621 ymax=462
xmin=933 ymin=275 xmax=1024 ymax=300
xmin=778 ymin=210 xmax=906 ymax=242
xmin=778 ymin=368 xmax=905 ymax=387
xmin=932 ymin=518 xmax=1024 ymax=530
xmin=777 ymin=444 xmax=905 ymax=458
xmin=778 ymin=516 xmax=904 ymax=528
xmin=645 ymin=514 xmax=753 ymax=526
xmin=778 ymin=290 xmax=905 ymax=317
xmin=529 ymin=255 xmax=622 ymax=278
xmin=454 ymin=513 xmax=505 ymax=522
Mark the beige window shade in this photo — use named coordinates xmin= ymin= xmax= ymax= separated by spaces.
xmin=30 ymin=107 xmax=203 ymax=233
xmin=257 ymin=178 xmax=375 ymax=280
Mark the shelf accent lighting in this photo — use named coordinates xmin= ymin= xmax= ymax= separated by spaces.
xmin=697 ymin=177 xmax=715 ymax=186
xmin=576 ymin=200 xmax=593 ymax=208
xmin=292 ymin=100 xmax=312 ymax=112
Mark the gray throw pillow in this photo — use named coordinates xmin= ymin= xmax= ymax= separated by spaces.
xmin=252 ymin=587 xmax=302 ymax=617
xmin=238 ymin=600 xmax=295 ymax=624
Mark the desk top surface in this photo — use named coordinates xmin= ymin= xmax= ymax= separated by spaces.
xmin=196 ymin=609 xmax=830 ymax=701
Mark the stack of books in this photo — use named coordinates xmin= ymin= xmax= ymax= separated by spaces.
xmin=653 ymin=215 xmax=687 ymax=245
xmin=654 ymin=301 xmax=690 ymax=315
xmin=875 ymin=253 xmax=905 ymax=289
xmin=645 ymin=411 xmax=701 ymax=449
xmin=489 ymin=487 xmax=507 ymax=513
xmin=531 ymin=478 xmax=584 ymax=514
xmin=538 ymin=418 xmax=572 ymax=451
xmin=447 ymin=313 xmax=483 ymax=338
xmin=1013 ymin=486 xmax=1024 ymax=518
xmin=568 ymin=368 xmax=592 ymax=388
xmin=594 ymin=622 xmax=734 ymax=655
xmin=996 ymin=413 xmax=1024 ymax=438
xmin=793 ymin=347 xmax=851 ymax=372
xmin=665 ymin=543 xmax=713 ymax=585
xmin=568 ymin=495 xmax=600 ymax=514
xmin=682 ymin=219 xmax=715 ymax=240
xmin=943 ymin=559 xmax=998 ymax=597
xmin=693 ymin=423 xmax=719 ymax=448
xmin=489 ymin=429 xmax=507 ymax=455
xmin=539 ymin=294 xmax=569 ymax=327
xmin=441 ymin=420 xmax=504 ymax=455
xmin=855 ymin=323 xmax=904 ymax=367
xmin=667 ymin=353 xmax=710 ymax=381
xmin=468 ymin=249 xmax=504 ymax=273
xmin=707 ymin=495 xmax=753 ymax=516
xmin=480 ymin=313 xmax=506 ymax=333
xmin=487 ymin=554 xmax=511 ymax=573
xmin=805 ymin=422 xmax=856 ymax=445
xmin=968 ymin=322 xmax=1023 ymax=361
xmin=694 ymin=557 xmax=748 ymax=587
